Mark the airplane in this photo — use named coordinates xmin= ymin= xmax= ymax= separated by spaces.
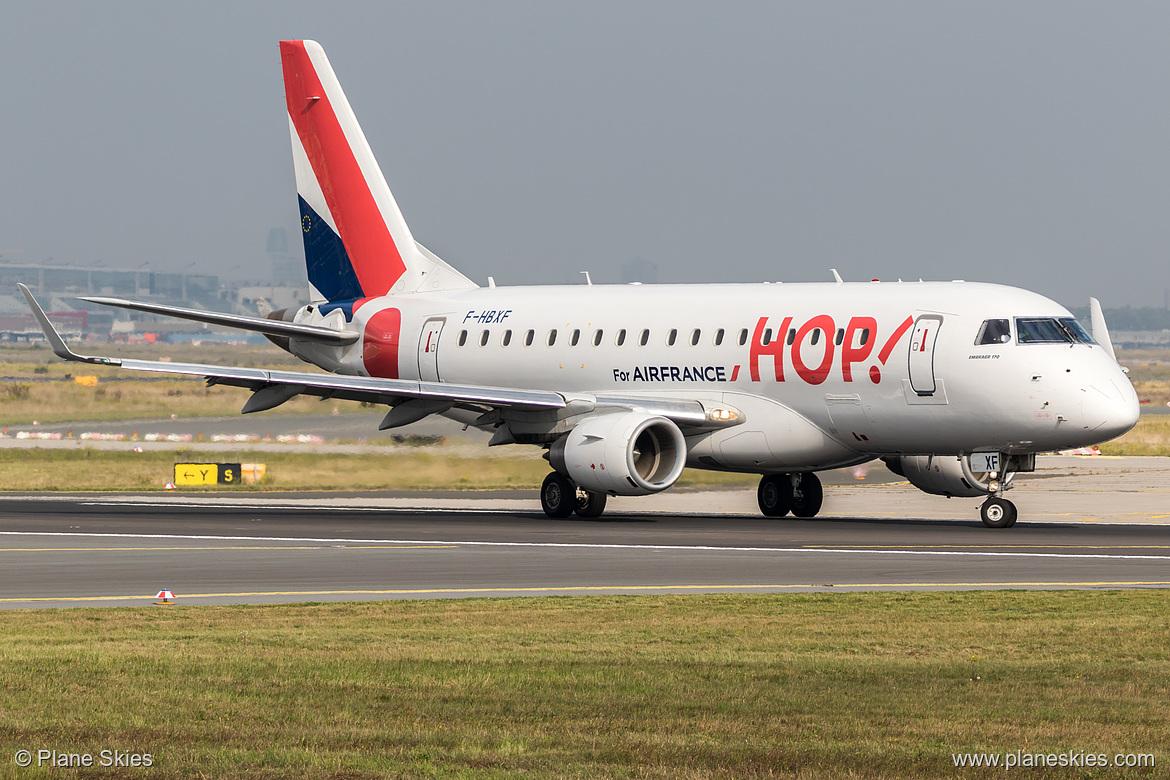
xmin=20 ymin=39 xmax=1140 ymax=528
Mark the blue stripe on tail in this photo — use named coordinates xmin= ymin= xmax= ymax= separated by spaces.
xmin=299 ymin=196 xmax=365 ymax=302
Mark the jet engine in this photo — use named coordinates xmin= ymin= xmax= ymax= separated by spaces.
xmin=883 ymin=455 xmax=994 ymax=498
xmin=548 ymin=412 xmax=687 ymax=496
xmin=263 ymin=307 xmax=298 ymax=352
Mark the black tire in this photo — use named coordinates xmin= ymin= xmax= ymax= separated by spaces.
xmin=980 ymin=497 xmax=1016 ymax=528
xmin=575 ymin=490 xmax=608 ymax=518
xmin=757 ymin=474 xmax=792 ymax=517
xmin=790 ymin=472 xmax=824 ymax=518
xmin=541 ymin=472 xmax=576 ymax=518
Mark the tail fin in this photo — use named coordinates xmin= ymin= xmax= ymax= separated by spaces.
xmin=280 ymin=40 xmax=476 ymax=302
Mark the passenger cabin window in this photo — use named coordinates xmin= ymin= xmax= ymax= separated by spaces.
xmin=639 ymin=329 xmax=650 ymax=346
xmin=786 ymin=329 xmax=796 ymax=346
xmin=593 ymin=329 xmax=603 ymax=346
xmin=976 ymin=319 xmax=1011 ymax=345
xmin=458 ymin=330 xmax=468 ymax=347
xmin=667 ymin=329 xmax=678 ymax=346
xmin=547 ymin=329 xmax=558 ymax=346
xmin=690 ymin=329 xmax=701 ymax=346
xmin=834 ymin=328 xmax=844 ymax=346
xmin=737 ymin=329 xmax=748 ymax=346
xmin=616 ymin=329 xmax=626 ymax=346
xmin=502 ymin=329 xmax=512 ymax=346
xmin=1015 ymin=317 xmax=1095 ymax=345
xmin=570 ymin=329 xmax=580 ymax=346
xmin=524 ymin=329 xmax=535 ymax=346
xmin=479 ymin=330 xmax=489 ymax=347
xmin=762 ymin=328 xmax=773 ymax=345
xmin=810 ymin=329 xmax=821 ymax=346
xmin=859 ymin=328 xmax=870 ymax=346
xmin=713 ymin=328 xmax=725 ymax=346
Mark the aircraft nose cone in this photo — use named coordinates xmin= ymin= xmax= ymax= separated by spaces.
xmin=1081 ymin=379 xmax=1140 ymax=441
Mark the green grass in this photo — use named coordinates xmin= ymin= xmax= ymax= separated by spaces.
xmin=0 ymin=592 xmax=1165 ymax=778
xmin=0 ymin=448 xmax=757 ymax=492
xmin=1100 ymin=415 xmax=1170 ymax=456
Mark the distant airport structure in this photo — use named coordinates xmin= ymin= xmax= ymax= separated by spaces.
xmin=0 ymin=229 xmax=308 ymax=344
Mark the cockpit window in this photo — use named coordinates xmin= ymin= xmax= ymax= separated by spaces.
xmin=976 ymin=319 xmax=1011 ymax=345
xmin=1015 ymin=317 xmax=1096 ymax=345
xmin=1058 ymin=317 xmax=1095 ymax=345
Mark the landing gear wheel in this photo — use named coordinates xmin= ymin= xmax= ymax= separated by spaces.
xmin=790 ymin=472 xmax=824 ymax=518
xmin=980 ymin=497 xmax=1017 ymax=528
xmin=541 ymin=472 xmax=576 ymax=518
xmin=757 ymin=474 xmax=792 ymax=517
xmin=575 ymin=490 xmax=608 ymax=518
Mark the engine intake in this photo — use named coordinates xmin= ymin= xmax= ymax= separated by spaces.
xmin=549 ymin=412 xmax=687 ymax=496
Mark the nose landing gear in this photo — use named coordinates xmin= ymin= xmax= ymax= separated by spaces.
xmin=980 ymin=496 xmax=1017 ymax=528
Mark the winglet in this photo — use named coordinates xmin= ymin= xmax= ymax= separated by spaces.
xmin=1089 ymin=297 xmax=1117 ymax=362
xmin=18 ymin=284 xmax=120 ymax=366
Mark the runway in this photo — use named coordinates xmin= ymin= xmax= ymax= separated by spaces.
xmin=1 ymin=458 xmax=1168 ymax=608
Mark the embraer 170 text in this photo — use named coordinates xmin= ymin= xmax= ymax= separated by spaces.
xmin=22 ymin=40 xmax=1140 ymax=527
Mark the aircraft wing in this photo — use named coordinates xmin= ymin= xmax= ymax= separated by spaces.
xmin=20 ymin=285 xmax=716 ymax=426
xmin=78 ymin=293 xmax=360 ymax=346
xmin=22 ymin=284 xmax=562 ymax=412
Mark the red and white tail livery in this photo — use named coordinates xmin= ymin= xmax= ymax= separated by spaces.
xmin=282 ymin=40 xmax=474 ymax=302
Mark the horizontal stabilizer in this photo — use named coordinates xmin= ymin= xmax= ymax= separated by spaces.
xmin=80 ymin=295 xmax=359 ymax=345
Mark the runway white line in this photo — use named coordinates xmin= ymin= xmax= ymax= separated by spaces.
xmin=1 ymin=531 xmax=1169 ymax=561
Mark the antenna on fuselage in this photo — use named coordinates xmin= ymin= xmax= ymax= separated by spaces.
xmin=830 ymin=269 xmax=843 ymax=284
xmin=580 ymin=271 xmax=593 ymax=286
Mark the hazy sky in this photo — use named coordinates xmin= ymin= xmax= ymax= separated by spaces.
xmin=2 ymin=2 xmax=1169 ymax=309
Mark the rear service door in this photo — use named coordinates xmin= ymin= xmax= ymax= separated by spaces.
xmin=417 ymin=318 xmax=445 ymax=381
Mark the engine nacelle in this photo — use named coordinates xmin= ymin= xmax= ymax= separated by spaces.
xmin=884 ymin=455 xmax=993 ymax=498
xmin=548 ymin=412 xmax=687 ymax=496
xmin=263 ymin=307 xmax=297 ymax=352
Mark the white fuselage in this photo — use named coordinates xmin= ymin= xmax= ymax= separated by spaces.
xmin=289 ymin=280 xmax=1139 ymax=472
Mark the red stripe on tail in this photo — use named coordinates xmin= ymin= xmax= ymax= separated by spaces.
xmin=281 ymin=41 xmax=406 ymax=296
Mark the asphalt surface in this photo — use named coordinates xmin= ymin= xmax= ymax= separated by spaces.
xmin=1 ymin=457 xmax=1168 ymax=608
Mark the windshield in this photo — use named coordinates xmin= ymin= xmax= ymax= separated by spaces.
xmin=1015 ymin=317 xmax=1096 ymax=345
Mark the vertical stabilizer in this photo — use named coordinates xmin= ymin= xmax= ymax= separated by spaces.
xmin=280 ymin=40 xmax=476 ymax=302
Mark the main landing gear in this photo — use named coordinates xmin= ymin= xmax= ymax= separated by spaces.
xmin=979 ymin=496 xmax=1017 ymax=528
xmin=540 ymin=472 xmax=608 ymax=518
xmin=757 ymin=472 xmax=823 ymax=518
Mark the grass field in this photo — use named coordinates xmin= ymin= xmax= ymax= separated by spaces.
xmin=1099 ymin=415 xmax=1170 ymax=456
xmin=0 ymin=592 xmax=1164 ymax=778
xmin=0 ymin=418 xmax=1165 ymax=492
xmin=0 ymin=448 xmax=759 ymax=492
